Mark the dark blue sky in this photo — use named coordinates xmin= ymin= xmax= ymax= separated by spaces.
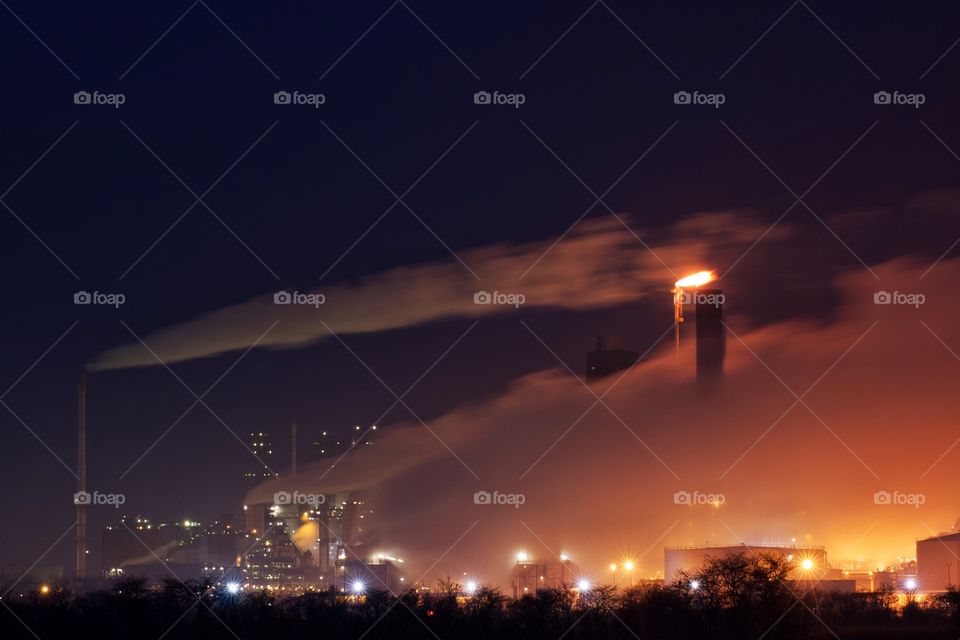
xmin=1 ymin=1 xmax=960 ymax=572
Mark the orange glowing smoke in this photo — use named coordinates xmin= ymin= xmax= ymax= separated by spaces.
xmin=674 ymin=271 xmax=716 ymax=289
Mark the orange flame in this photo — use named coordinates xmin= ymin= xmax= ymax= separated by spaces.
xmin=674 ymin=270 xmax=716 ymax=289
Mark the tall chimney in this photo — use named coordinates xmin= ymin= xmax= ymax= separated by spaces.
xmin=695 ymin=289 xmax=725 ymax=390
xmin=76 ymin=371 xmax=87 ymax=579
xmin=291 ymin=420 xmax=297 ymax=477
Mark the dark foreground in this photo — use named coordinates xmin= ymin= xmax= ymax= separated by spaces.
xmin=3 ymin=555 xmax=959 ymax=639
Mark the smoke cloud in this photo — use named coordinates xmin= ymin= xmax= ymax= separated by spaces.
xmin=89 ymin=212 xmax=780 ymax=371
xmin=245 ymin=256 xmax=960 ymax=585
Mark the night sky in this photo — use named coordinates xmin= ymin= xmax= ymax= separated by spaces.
xmin=2 ymin=1 xmax=960 ymax=582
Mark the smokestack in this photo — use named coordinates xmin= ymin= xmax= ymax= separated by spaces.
xmin=76 ymin=371 xmax=87 ymax=579
xmin=291 ymin=420 xmax=297 ymax=477
xmin=694 ymin=289 xmax=725 ymax=389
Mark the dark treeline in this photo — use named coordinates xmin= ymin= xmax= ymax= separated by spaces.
xmin=3 ymin=554 xmax=960 ymax=639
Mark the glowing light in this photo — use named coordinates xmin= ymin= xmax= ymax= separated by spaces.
xmin=690 ymin=580 xmax=700 ymax=590
xmin=352 ymin=580 xmax=366 ymax=594
xmin=623 ymin=561 xmax=635 ymax=571
xmin=226 ymin=582 xmax=241 ymax=595
xmin=801 ymin=558 xmax=814 ymax=571
xmin=905 ymin=578 xmax=917 ymax=591
xmin=674 ymin=271 xmax=715 ymax=289
xmin=609 ymin=563 xmax=617 ymax=572
xmin=39 ymin=585 xmax=50 ymax=595
xmin=465 ymin=581 xmax=478 ymax=595
xmin=577 ymin=579 xmax=591 ymax=592
xmin=559 ymin=553 xmax=569 ymax=562
xmin=517 ymin=551 xmax=528 ymax=562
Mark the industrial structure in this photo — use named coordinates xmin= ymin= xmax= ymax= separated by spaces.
xmin=672 ymin=271 xmax=725 ymax=389
xmin=585 ymin=335 xmax=638 ymax=379
xmin=511 ymin=553 xmax=579 ymax=598
xmin=916 ymin=530 xmax=960 ymax=592
xmin=664 ymin=544 xmax=830 ymax=583
xmin=75 ymin=372 xmax=87 ymax=579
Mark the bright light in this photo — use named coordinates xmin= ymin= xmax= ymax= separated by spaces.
xmin=674 ymin=270 xmax=716 ymax=289
xmin=690 ymin=580 xmax=700 ymax=590
xmin=516 ymin=551 xmax=528 ymax=562
xmin=609 ymin=563 xmax=617 ymax=572
xmin=465 ymin=581 xmax=478 ymax=595
xmin=351 ymin=580 xmax=366 ymax=594
xmin=559 ymin=553 xmax=569 ymax=562
xmin=905 ymin=578 xmax=917 ymax=591
xmin=623 ymin=561 xmax=635 ymax=571
xmin=39 ymin=585 xmax=50 ymax=595
xmin=801 ymin=558 xmax=814 ymax=571
xmin=577 ymin=579 xmax=591 ymax=592
xmin=225 ymin=582 xmax=241 ymax=595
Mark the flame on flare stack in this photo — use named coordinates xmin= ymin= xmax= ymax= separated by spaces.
xmin=674 ymin=270 xmax=716 ymax=289
xmin=672 ymin=271 xmax=717 ymax=355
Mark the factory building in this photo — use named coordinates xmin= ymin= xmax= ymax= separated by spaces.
xmin=585 ymin=336 xmax=638 ymax=380
xmin=511 ymin=555 xmax=578 ymax=598
xmin=916 ymin=530 xmax=960 ymax=592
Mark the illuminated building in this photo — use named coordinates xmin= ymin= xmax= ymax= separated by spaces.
xmin=243 ymin=432 xmax=274 ymax=479
xmin=511 ymin=555 xmax=578 ymax=598
xmin=101 ymin=515 xmax=242 ymax=579
xmin=585 ymin=336 xmax=638 ymax=380
xmin=916 ymin=530 xmax=960 ymax=592
xmin=339 ymin=557 xmax=405 ymax=594
xmin=242 ymin=505 xmax=317 ymax=588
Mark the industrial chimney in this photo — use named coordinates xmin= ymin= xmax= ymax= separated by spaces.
xmin=291 ymin=420 xmax=298 ymax=477
xmin=75 ymin=371 xmax=87 ymax=579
